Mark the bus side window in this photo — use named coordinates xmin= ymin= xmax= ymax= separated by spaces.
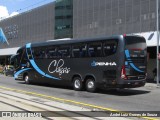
xmin=88 ymin=42 xmax=102 ymax=57
xmin=41 ymin=50 xmax=46 ymax=58
xmin=37 ymin=47 xmax=47 ymax=59
xmin=103 ymin=40 xmax=117 ymax=56
xmin=33 ymin=48 xmax=41 ymax=59
xmin=57 ymin=45 xmax=71 ymax=58
xmin=33 ymin=47 xmax=53 ymax=59
xmin=72 ymin=44 xmax=87 ymax=58
xmin=48 ymin=47 xmax=57 ymax=58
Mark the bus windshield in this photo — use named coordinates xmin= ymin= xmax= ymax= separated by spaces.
xmin=10 ymin=54 xmax=20 ymax=68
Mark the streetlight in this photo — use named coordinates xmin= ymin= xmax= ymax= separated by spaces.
xmin=156 ymin=0 xmax=160 ymax=86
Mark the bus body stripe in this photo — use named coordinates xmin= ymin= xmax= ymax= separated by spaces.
xmin=125 ymin=50 xmax=144 ymax=73
xmin=125 ymin=50 xmax=130 ymax=59
xmin=130 ymin=63 xmax=144 ymax=73
xmin=30 ymin=60 xmax=60 ymax=80
xmin=26 ymin=43 xmax=61 ymax=80
xmin=14 ymin=68 xmax=32 ymax=79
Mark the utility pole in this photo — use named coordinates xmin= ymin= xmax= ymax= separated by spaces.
xmin=156 ymin=0 xmax=160 ymax=86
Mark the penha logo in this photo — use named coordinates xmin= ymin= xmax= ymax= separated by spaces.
xmin=91 ymin=61 xmax=117 ymax=67
xmin=0 ymin=28 xmax=9 ymax=45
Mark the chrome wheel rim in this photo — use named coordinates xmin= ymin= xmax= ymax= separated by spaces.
xmin=25 ymin=76 xmax=29 ymax=83
xmin=74 ymin=79 xmax=81 ymax=88
xmin=88 ymin=81 xmax=94 ymax=89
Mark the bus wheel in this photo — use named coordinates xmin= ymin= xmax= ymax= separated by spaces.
xmin=24 ymin=75 xmax=30 ymax=84
xmin=86 ymin=78 xmax=96 ymax=92
xmin=73 ymin=77 xmax=83 ymax=91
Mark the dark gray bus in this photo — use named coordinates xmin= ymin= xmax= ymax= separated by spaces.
xmin=11 ymin=35 xmax=147 ymax=92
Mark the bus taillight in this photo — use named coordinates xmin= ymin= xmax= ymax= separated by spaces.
xmin=121 ymin=65 xmax=127 ymax=80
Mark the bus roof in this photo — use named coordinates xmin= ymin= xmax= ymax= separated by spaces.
xmin=23 ymin=34 xmax=144 ymax=48
xmin=46 ymin=38 xmax=72 ymax=42
xmin=30 ymin=35 xmax=124 ymax=48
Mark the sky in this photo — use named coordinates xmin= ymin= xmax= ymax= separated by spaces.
xmin=0 ymin=0 xmax=54 ymax=19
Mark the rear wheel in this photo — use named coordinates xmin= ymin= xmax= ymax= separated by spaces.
xmin=86 ymin=78 xmax=96 ymax=92
xmin=24 ymin=74 xmax=30 ymax=84
xmin=73 ymin=77 xmax=83 ymax=91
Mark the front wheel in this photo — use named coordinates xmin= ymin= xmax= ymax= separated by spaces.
xmin=85 ymin=78 xmax=96 ymax=92
xmin=73 ymin=77 xmax=83 ymax=91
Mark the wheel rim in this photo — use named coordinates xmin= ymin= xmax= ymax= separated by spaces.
xmin=74 ymin=79 xmax=81 ymax=88
xmin=87 ymin=81 xmax=94 ymax=89
xmin=25 ymin=76 xmax=29 ymax=83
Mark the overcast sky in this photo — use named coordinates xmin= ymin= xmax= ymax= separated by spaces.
xmin=0 ymin=0 xmax=54 ymax=19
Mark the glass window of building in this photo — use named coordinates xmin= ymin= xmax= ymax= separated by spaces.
xmin=55 ymin=0 xmax=73 ymax=39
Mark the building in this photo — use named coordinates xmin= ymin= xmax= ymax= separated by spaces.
xmin=73 ymin=0 xmax=157 ymax=38
xmin=0 ymin=0 xmax=159 ymax=79
xmin=0 ymin=0 xmax=73 ymax=65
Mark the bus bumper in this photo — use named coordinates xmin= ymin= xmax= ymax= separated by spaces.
xmin=117 ymin=79 xmax=146 ymax=88
xmin=99 ymin=79 xmax=146 ymax=89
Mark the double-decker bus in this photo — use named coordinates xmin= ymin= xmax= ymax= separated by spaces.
xmin=11 ymin=35 xmax=147 ymax=92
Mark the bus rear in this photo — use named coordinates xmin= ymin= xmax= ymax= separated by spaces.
xmin=120 ymin=35 xmax=147 ymax=88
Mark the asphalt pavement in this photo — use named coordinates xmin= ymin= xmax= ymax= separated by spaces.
xmin=0 ymin=87 xmax=131 ymax=120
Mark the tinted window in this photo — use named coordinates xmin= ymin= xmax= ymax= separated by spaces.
xmin=33 ymin=45 xmax=71 ymax=59
xmin=103 ymin=40 xmax=118 ymax=56
xmin=21 ymin=49 xmax=28 ymax=63
xmin=33 ymin=47 xmax=48 ymax=59
xmin=26 ymin=48 xmax=33 ymax=59
xmin=88 ymin=42 xmax=102 ymax=57
xmin=57 ymin=45 xmax=71 ymax=58
xmin=72 ymin=44 xmax=87 ymax=58
xmin=47 ymin=47 xmax=57 ymax=58
xmin=11 ymin=54 xmax=20 ymax=68
xmin=33 ymin=48 xmax=41 ymax=59
xmin=125 ymin=36 xmax=146 ymax=50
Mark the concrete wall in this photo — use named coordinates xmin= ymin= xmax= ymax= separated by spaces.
xmin=0 ymin=2 xmax=55 ymax=49
xmin=73 ymin=0 xmax=157 ymax=38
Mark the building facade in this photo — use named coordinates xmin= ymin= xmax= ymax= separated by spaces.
xmin=73 ymin=0 xmax=157 ymax=38
xmin=0 ymin=2 xmax=55 ymax=49
xmin=55 ymin=0 xmax=73 ymax=39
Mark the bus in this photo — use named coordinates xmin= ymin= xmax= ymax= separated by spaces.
xmin=11 ymin=35 xmax=147 ymax=92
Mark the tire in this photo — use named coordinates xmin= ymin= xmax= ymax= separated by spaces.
xmin=86 ymin=78 xmax=96 ymax=93
xmin=24 ymin=75 xmax=30 ymax=84
xmin=73 ymin=77 xmax=83 ymax=91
